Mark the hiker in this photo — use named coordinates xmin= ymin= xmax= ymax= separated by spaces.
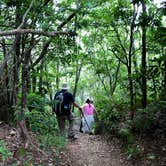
xmin=54 ymin=83 xmax=82 ymax=139
xmin=81 ymin=98 xmax=96 ymax=134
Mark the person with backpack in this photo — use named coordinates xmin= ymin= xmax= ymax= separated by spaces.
xmin=54 ymin=83 xmax=82 ymax=139
xmin=81 ymin=98 xmax=96 ymax=134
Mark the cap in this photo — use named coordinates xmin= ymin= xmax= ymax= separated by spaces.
xmin=61 ymin=83 xmax=69 ymax=90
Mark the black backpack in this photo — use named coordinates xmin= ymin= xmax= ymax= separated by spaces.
xmin=53 ymin=91 xmax=71 ymax=115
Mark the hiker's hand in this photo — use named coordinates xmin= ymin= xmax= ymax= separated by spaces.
xmin=78 ymin=106 xmax=82 ymax=112
xmin=80 ymin=113 xmax=83 ymax=118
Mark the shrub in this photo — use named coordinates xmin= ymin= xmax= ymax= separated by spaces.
xmin=25 ymin=109 xmax=58 ymax=133
xmin=27 ymin=93 xmax=50 ymax=112
xmin=95 ymin=99 xmax=125 ymax=134
xmin=0 ymin=140 xmax=12 ymax=161
xmin=131 ymin=101 xmax=166 ymax=132
xmin=118 ymin=128 xmax=135 ymax=144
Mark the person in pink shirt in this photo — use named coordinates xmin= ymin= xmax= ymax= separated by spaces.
xmin=81 ymin=98 xmax=96 ymax=134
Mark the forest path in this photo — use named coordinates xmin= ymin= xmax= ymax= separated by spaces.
xmin=60 ymin=133 xmax=132 ymax=166
xmin=60 ymin=120 xmax=132 ymax=166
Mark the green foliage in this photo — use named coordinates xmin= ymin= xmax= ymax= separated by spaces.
xmin=14 ymin=92 xmax=51 ymax=123
xmin=38 ymin=132 xmax=66 ymax=150
xmin=131 ymin=101 xmax=166 ymax=132
xmin=0 ymin=140 xmax=12 ymax=161
xmin=154 ymin=27 xmax=166 ymax=46
xmin=2 ymin=0 xmax=29 ymax=7
xmin=24 ymin=97 xmax=65 ymax=152
xmin=118 ymin=128 xmax=135 ymax=144
xmin=127 ymin=145 xmax=141 ymax=160
xmin=131 ymin=112 xmax=155 ymax=132
xmin=95 ymin=96 xmax=125 ymax=134
xmin=147 ymin=153 xmax=156 ymax=160
xmin=25 ymin=109 xmax=58 ymax=133
xmin=27 ymin=93 xmax=50 ymax=112
xmin=112 ymin=0 xmax=132 ymax=23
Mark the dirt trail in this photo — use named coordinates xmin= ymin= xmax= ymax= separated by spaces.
xmin=60 ymin=133 xmax=132 ymax=166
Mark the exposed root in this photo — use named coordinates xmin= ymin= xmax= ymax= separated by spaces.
xmin=17 ymin=120 xmax=48 ymax=158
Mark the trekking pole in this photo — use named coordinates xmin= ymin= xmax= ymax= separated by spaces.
xmin=80 ymin=109 xmax=91 ymax=132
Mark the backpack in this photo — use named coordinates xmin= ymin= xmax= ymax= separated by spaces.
xmin=53 ymin=91 xmax=70 ymax=115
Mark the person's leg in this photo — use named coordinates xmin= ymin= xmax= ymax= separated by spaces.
xmin=79 ymin=120 xmax=83 ymax=133
xmin=82 ymin=115 xmax=90 ymax=133
xmin=57 ymin=115 xmax=66 ymax=136
xmin=89 ymin=115 xmax=94 ymax=134
xmin=68 ymin=112 xmax=75 ymax=137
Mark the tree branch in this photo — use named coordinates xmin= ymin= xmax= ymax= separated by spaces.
xmin=0 ymin=29 xmax=76 ymax=37
xmin=31 ymin=39 xmax=51 ymax=69
xmin=0 ymin=0 xmax=34 ymax=77
xmin=30 ymin=8 xmax=80 ymax=68
xmin=17 ymin=0 xmax=34 ymax=29
xmin=57 ymin=8 xmax=80 ymax=30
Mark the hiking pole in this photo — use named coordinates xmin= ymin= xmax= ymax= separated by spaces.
xmin=80 ymin=109 xmax=91 ymax=132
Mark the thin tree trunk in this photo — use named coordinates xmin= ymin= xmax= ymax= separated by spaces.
xmin=13 ymin=35 xmax=20 ymax=105
xmin=32 ymin=69 xmax=37 ymax=92
xmin=19 ymin=46 xmax=29 ymax=140
xmin=128 ymin=4 xmax=136 ymax=119
xmin=39 ymin=59 xmax=44 ymax=95
xmin=25 ymin=35 xmax=35 ymax=92
xmin=111 ymin=60 xmax=120 ymax=96
xmin=164 ymin=48 xmax=166 ymax=99
xmin=56 ymin=57 xmax=60 ymax=90
xmin=1 ymin=38 xmax=10 ymax=104
xmin=73 ymin=60 xmax=83 ymax=99
xmin=13 ymin=4 xmax=21 ymax=106
xmin=141 ymin=2 xmax=147 ymax=108
xmin=16 ymin=0 xmax=34 ymax=141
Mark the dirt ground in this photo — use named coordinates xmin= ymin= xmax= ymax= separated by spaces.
xmin=0 ymin=122 xmax=132 ymax=166
xmin=1 ymin=122 xmax=165 ymax=166
xmin=59 ymin=119 xmax=166 ymax=166
xmin=59 ymin=133 xmax=132 ymax=166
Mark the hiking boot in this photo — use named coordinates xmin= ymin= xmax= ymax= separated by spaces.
xmin=67 ymin=135 xmax=78 ymax=140
xmin=89 ymin=132 xmax=93 ymax=135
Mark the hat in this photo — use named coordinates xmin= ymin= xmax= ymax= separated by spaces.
xmin=86 ymin=98 xmax=91 ymax=103
xmin=61 ymin=83 xmax=69 ymax=90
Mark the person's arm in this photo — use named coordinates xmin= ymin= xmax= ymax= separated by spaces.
xmin=73 ymin=101 xmax=82 ymax=111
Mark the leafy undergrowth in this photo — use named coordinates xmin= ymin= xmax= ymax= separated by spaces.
xmin=0 ymin=123 xmax=65 ymax=166
xmin=132 ymin=129 xmax=166 ymax=165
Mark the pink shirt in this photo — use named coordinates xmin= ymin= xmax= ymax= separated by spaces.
xmin=83 ymin=103 xmax=95 ymax=115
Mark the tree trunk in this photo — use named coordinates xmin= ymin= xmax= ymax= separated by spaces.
xmin=73 ymin=60 xmax=83 ymax=99
xmin=141 ymin=2 xmax=147 ymax=108
xmin=1 ymin=38 xmax=10 ymax=104
xmin=13 ymin=5 xmax=21 ymax=106
xmin=128 ymin=3 xmax=136 ymax=119
xmin=32 ymin=69 xmax=37 ymax=92
xmin=18 ymin=44 xmax=30 ymax=140
xmin=39 ymin=59 xmax=44 ymax=95
xmin=164 ymin=48 xmax=166 ymax=99
xmin=56 ymin=57 xmax=60 ymax=90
